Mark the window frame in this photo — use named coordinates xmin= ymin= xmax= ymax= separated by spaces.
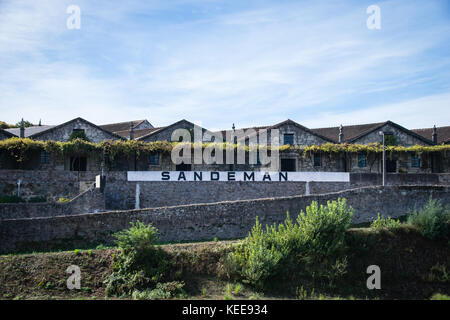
xmin=313 ymin=153 xmax=321 ymax=167
xmin=283 ymin=133 xmax=294 ymax=146
xmin=357 ymin=153 xmax=367 ymax=168
xmin=149 ymin=152 xmax=160 ymax=165
xmin=411 ymin=155 xmax=420 ymax=168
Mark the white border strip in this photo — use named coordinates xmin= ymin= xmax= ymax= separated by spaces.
xmin=127 ymin=171 xmax=350 ymax=182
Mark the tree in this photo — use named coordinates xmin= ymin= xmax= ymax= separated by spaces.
xmin=0 ymin=121 xmax=14 ymax=129
xmin=14 ymin=120 xmax=34 ymax=128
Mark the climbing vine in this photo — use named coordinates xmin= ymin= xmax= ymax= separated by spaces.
xmin=0 ymin=138 xmax=448 ymax=165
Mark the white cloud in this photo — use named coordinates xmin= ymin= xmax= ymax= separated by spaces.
xmin=0 ymin=0 xmax=449 ymax=130
xmin=302 ymin=93 xmax=450 ymax=129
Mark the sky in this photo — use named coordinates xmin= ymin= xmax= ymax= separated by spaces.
xmin=0 ymin=0 xmax=449 ymax=131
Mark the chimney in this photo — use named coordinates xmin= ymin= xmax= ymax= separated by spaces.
xmin=432 ymin=125 xmax=437 ymax=144
xmin=20 ymin=118 xmax=25 ymax=138
xmin=129 ymin=122 xmax=134 ymax=140
xmin=338 ymin=124 xmax=344 ymax=143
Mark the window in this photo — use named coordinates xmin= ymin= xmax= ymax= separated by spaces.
xmin=70 ymin=157 xmax=87 ymax=171
xmin=176 ymin=163 xmax=191 ymax=171
xmin=281 ymin=159 xmax=296 ymax=171
xmin=411 ymin=155 xmax=420 ymax=168
xmin=149 ymin=152 xmax=159 ymax=165
xmin=40 ymin=151 xmax=51 ymax=164
xmin=283 ymin=134 xmax=294 ymax=146
xmin=313 ymin=153 xmax=321 ymax=167
xmin=358 ymin=153 xmax=367 ymax=167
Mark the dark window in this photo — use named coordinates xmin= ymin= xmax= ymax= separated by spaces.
xmin=70 ymin=157 xmax=87 ymax=171
xmin=313 ymin=153 xmax=321 ymax=167
xmin=283 ymin=134 xmax=294 ymax=145
xmin=281 ymin=159 xmax=296 ymax=172
xmin=411 ymin=155 xmax=420 ymax=168
xmin=149 ymin=152 xmax=159 ymax=165
xmin=73 ymin=128 xmax=85 ymax=134
xmin=358 ymin=153 xmax=367 ymax=167
xmin=176 ymin=163 xmax=191 ymax=171
xmin=40 ymin=151 xmax=51 ymax=164
xmin=386 ymin=159 xmax=397 ymax=173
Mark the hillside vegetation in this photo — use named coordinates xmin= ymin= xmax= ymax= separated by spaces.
xmin=0 ymin=198 xmax=449 ymax=300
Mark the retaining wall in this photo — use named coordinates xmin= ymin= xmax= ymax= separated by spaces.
xmin=1 ymin=185 xmax=448 ymax=253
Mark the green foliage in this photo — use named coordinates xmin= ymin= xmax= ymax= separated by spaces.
xmin=69 ymin=130 xmax=90 ymax=142
xmin=1 ymin=138 xmax=449 ymax=167
xmin=407 ymin=198 xmax=450 ymax=240
xmin=132 ymin=281 xmax=185 ymax=300
xmin=370 ymin=213 xmax=402 ymax=230
xmin=0 ymin=121 xmax=14 ymax=129
xmin=104 ymin=221 xmax=170 ymax=297
xmin=226 ymin=198 xmax=353 ymax=289
xmin=430 ymin=293 xmax=450 ymax=300
xmin=384 ymin=135 xmax=397 ymax=146
xmin=14 ymin=120 xmax=34 ymax=128
xmin=0 ymin=195 xmax=25 ymax=203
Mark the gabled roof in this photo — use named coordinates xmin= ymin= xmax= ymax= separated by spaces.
xmin=5 ymin=125 xmax=55 ymax=137
xmin=345 ymin=121 xmax=434 ymax=145
xmin=29 ymin=117 xmax=125 ymax=140
xmin=0 ymin=128 xmax=17 ymax=138
xmin=99 ymin=119 xmax=153 ymax=133
xmin=269 ymin=119 xmax=336 ymax=143
xmin=214 ymin=119 xmax=335 ymax=143
xmin=115 ymin=127 xmax=163 ymax=139
xmin=137 ymin=119 xmax=212 ymax=141
xmin=411 ymin=126 xmax=450 ymax=145
xmin=312 ymin=122 xmax=385 ymax=143
xmin=312 ymin=121 xmax=435 ymax=145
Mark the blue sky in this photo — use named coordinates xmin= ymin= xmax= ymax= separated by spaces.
xmin=0 ymin=0 xmax=449 ymax=131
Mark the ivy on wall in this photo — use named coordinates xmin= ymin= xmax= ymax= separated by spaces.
xmin=0 ymin=138 xmax=448 ymax=165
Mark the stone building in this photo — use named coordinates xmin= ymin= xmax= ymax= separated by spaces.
xmin=0 ymin=117 xmax=448 ymax=173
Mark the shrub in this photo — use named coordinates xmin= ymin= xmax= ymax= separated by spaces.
xmin=226 ymin=198 xmax=353 ymax=289
xmin=132 ymin=281 xmax=185 ymax=300
xmin=407 ymin=198 xmax=450 ymax=240
xmin=0 ymin=195 xmax=25 ymax=203
xmin=430 ymin=293 xmax=450 ymax=300
xmin=370 ymin=213 xmax=402 ymax=231
xmin=104 ymin=221 xmax=170 ymax=297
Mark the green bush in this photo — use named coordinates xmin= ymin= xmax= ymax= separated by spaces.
xmin=430 ymin=293 xmax=450 ymax=300
xmin=132 ymin=281 xmax=185 ymax=300
xmin=407 ymin=198 xmax=450 ymax=240
xmin=227 ymin=198 xmax=353 ymax=289
xmin=370 ymin=213 xmax=402 ymax=230
xmin=104 ymin=221 xmax=170 ymax=297
xmin=0 ymin=195 xmax=25 ymax=203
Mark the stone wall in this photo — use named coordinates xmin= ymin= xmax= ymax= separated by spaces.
xmin=352 ymin=123 xmax=431 ymax=146
xmin=34 ymin=118 xmax=120 ymax=143
xmin=1 ymin=185 xmax=448 ymax=253
xmin=1 ymin=170 xmax=449 ymax=212
xmin=0 ymin=186 xmax=104 ymax=220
